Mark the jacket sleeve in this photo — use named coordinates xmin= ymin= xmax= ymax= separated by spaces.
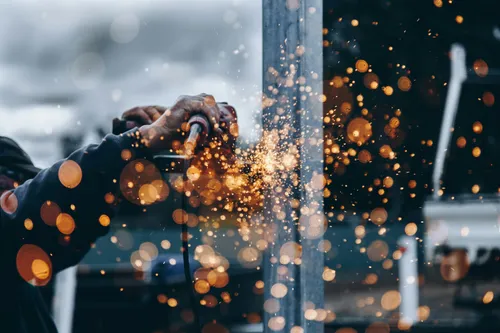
xmin=0 ymin=129 xmax=153 ymax=282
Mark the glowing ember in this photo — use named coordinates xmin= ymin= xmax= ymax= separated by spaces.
xmin=483 ymin=291 xmax=494 ymax=304
xmin=99 ymin=214 xmax=111 ymax=227
xmin=472 ymin=121 xmax=483 ymax=134
xmin=24 ymin=218 xmax=33 ymax=231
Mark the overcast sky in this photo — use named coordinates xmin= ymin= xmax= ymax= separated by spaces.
xmin=0 ymin=0 xmax=262 ymax=167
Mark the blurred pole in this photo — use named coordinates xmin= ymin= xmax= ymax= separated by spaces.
xmin=263 ymin=0 xmax=324 ymax=332
xmin=398 ymin=236 xmax=419 ymax=326
xmin=52 ymin=266 xmax=78 ymax=333
xmin=432 ymin=44 xmax=467 ymax=199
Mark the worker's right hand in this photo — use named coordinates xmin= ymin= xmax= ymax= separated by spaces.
xmin=134 ymin=94 xmax=224 ymax=153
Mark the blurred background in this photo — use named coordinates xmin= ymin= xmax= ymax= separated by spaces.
xmin=1 ymin=1 xmax=263 ymax=332
xmin=0 ymin=0 xmax=262 ymax=167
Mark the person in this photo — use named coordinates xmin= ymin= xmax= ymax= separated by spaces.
xmin=0 ymin=94 xmax=238 ymax=333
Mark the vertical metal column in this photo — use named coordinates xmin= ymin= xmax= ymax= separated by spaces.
xmin=398 ymin=236 xmax=419 ymax=327
xmin=263 ymin=0 xmax=324 ymax=332
xmin=52 ymin=266 xmax=78 ymax=333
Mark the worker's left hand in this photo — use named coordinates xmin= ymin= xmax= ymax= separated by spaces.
xmin=118 ymin=105 xmax=166 ymax=131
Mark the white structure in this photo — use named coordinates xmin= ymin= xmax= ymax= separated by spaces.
xmin=424 ymin=43 xmax=500 ymax=265
xmin=423 ymin=199 xmax=500 ymax=264
xmin=431 ymin=43 xmax=467 ymax=201
xmin=398 ymin=236 xmax=419 ymax=326
xmin=400 ymin=43 xmax=483 ymax=325
xmin=52 ymin=266 xmax=78 ymax=333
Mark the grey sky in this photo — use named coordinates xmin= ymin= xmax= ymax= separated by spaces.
xmin=0 ymin=0 xmax=262 ymax=167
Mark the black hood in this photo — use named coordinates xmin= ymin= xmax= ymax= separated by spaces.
xmin=0 ymin=136 xmax=41 ymax=178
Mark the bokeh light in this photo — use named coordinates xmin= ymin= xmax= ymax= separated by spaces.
xmin=40 ymin=201 xmax=61 ymax=226
xmin=483 ymin=291 xmax=494 ymax=304
xmin=397 ymin=76 xmax=412 ymax=91
xmin=356 ymin=59 xmax=369 ymax=73
xmin=370 ymin=207 xmax=388 ymax=225
xmin=473 ymin=59 xmax=489 ymax=77
xmin=367 ymin=240 xmax=389 ymax=262
xmin=99 ymin=214 xmax=111 ymax=227
xmin=472 ymin=121 xmax=483 ymax=134
xmin=417 ymin=306 xmax=430 ymax=321
xmin=405 ymin=222 xmax=417 ymax=236
xmin=271 ymin=283 xmax=288 ymax=298
xmin=483 ymin=91 xmax=495 ymax=106
xmin=456 ymin=136 xmax=467 ymax=148
xmin=268 ymin=316 xmax=286 ymax=331
xmin=119 ymin=160 xmax=162 ymax=205
xmin=24 ymin=218 xmax=33 ymax=231
xmin=56 ymin=213 xmax=76 ymax=235
xmin=16 ymin=244 xmax=52 ymax=286
xmin=264 ymin=298 xmax=280 ymax=313
xmin=0 ymin=191 xmax=18 ymax=215
xmin=58 ymin=160 xmax=82 ymax=189
xmin=323 ymin=268 xmax=336 ymax=281
xmin=347 ymin=118 xmax=372 ymax=145
xmin=381 ymin=290 xmax=401 ymax=310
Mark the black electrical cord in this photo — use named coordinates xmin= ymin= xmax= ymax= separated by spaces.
xmin=180 ymin=115 xmax=209 ymax=332
xmin=182 ymin=220 xmax=202 ymax=332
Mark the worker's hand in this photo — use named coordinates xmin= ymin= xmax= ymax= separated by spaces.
xmin=119 ymin=105 xmax=166 ymax=130
xmin=136 ymin=94 xmax=226 ymax=153
xmin=189 ymin=101 xmax=239 ymax=174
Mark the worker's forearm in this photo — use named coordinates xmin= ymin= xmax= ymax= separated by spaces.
xmin=0 ymin=128 xmax=151 ymax=276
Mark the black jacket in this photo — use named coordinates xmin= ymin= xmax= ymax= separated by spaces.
xmin=0 ymin=130 xmax=150 ymax=332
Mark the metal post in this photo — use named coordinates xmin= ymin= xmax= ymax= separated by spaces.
xmin=432 ymin=44 xmax=467 ymax=199
xmin=398 ymin=236 xmax=419 ymax=326
xmin=263 ymin=0 xmax=324 ymax=332
xmin=52 ymin=266 xmax=78 ymax=333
